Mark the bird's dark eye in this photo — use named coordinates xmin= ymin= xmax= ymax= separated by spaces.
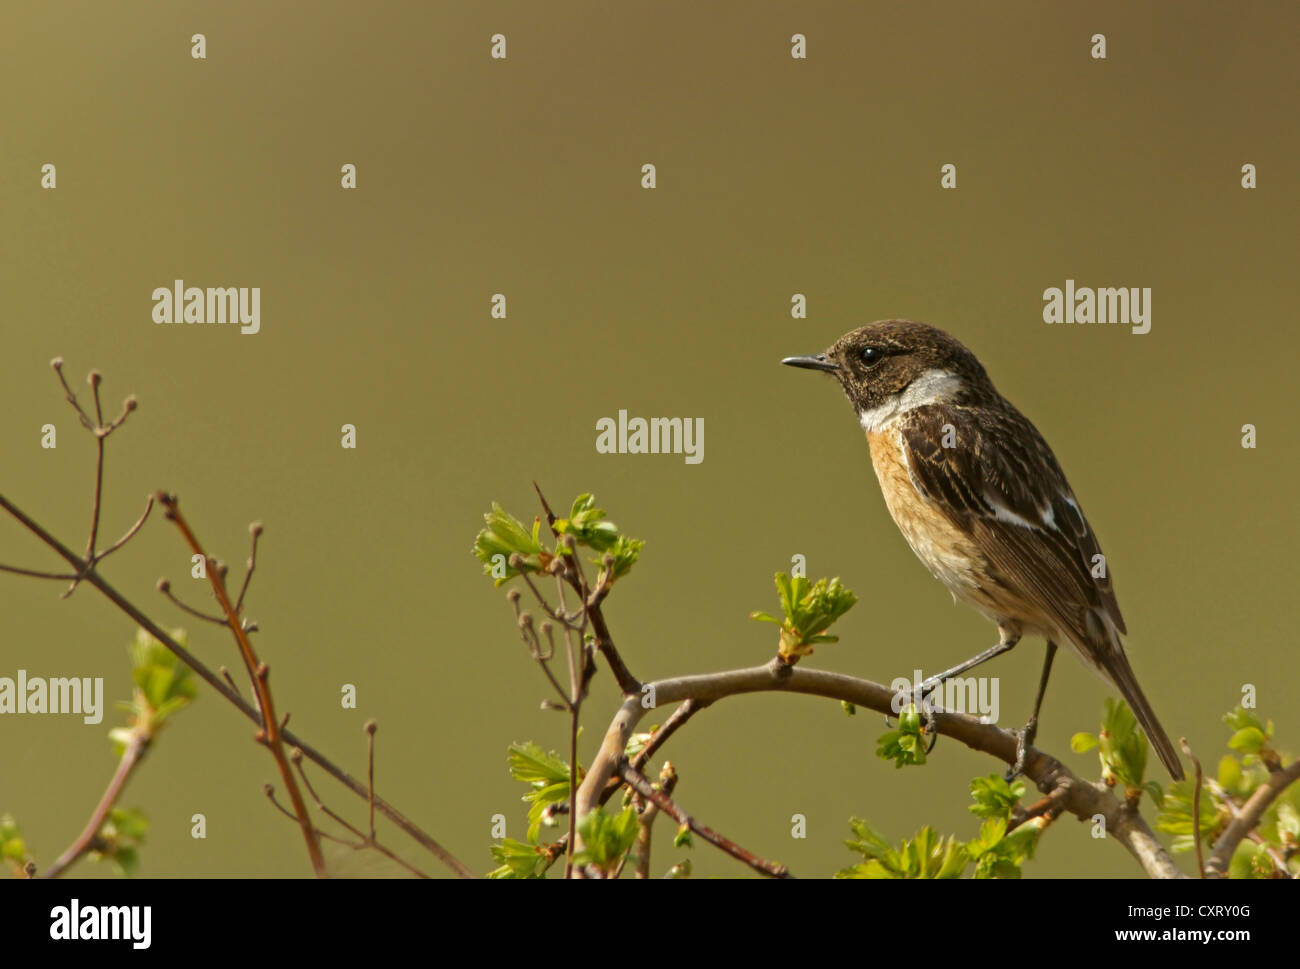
xmin=859 ymin=346 xmax=882 ymax=365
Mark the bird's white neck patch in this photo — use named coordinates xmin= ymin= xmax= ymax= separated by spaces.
xmin=858 ymin=369 xmax=963 ymax=432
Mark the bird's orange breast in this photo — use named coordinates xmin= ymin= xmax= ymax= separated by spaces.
xmin=865 ymin=429 xmax=1006 ymax=622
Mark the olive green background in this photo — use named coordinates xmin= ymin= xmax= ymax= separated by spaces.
xmin=1 ymin=1 xmax=1296 ymax=878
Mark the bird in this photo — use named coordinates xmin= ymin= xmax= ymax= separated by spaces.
xmin=782 ymin=320 xmax=1184 ymax=780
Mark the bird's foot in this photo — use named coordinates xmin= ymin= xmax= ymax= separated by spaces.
xmin=915 ymin=679 xmax=941 ymax=754
xmin=1004 ymin=719 xmax=1039 ymax=782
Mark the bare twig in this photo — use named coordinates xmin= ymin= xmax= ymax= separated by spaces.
xmin=44 ymin=733 xmax=147 ymax=878
xmin=1180 ymin=737 xmax=1206 ymax=878
xmin=365 ymin=720 xmax=377 ymax=840
xmin=218 ymin=666 xmax=242 ymax=697
xmin=50 ymin=357 xmax=94 ymax=430
xmin=44 ymin=363 xmax=144 ymax=597
xmin=156 ymin=577 xmax=229 ymax=626
xmin=159 ymin=494 xmax=325 ymax=876
xmin=617 ymin=760 xmax=790 ymax=878
xmin=0 ymin=563 xmax=76 ymax=580
xmin=631 ymin=699 xmax=711 ymax=774
xmin=1009 ymin=776 xmax=1071 ymax=833
xmin=285 ymin=751 xmax=430 ymax=878
xmin=634 ymin=763 xmax=676 ymax=878
xmin=235 ymin=521 xmax=262 ymax=614
xmin=0 ymin=491 xmax=471 ymax=877
xmin=96 ymin=495 xmax=155 ymax=562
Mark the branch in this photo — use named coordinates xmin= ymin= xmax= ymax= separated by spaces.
xmin=631 ymin=699 xmax=710 ymax=774
xmin=573 ymin=658 xmax=1186 ymax=879
xmin=1180 ymin=737 xmax=1206 ymax=877
xmin=617 ymin=761 xmax=790 ymax=878
xmin=533 ymin=483 xmax=640 ymax=695
xmin=1204 ymin=758 xmax=1300 ymax=878
xmin=0 ymin=491 xmax=473 ymax=878
xmin=43 ymin=733 xmax=147 ymax=878
xmin=158 ymin=493 xmax=326 ymax=877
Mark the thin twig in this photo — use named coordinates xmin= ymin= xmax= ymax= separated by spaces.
xmin=633 ymin=763 xmax=676 ymax=879
xmin=631 ymin=699 xmax=711 ymax=774
xmin=533 ymin=483 xmax=640 ymax=694
xmin=1180 ymin=737 xmax=1206 ymax=878
xmin=0 ymin=563 xmax=76 ymax=580
xmin=95 ymin=495 xmax=155 ymax=561
xmin=50 ymin=357 xmax=94 ymax=431
xmin=219 ymin=666 xmax=242 ymax=697
xmin=287 ymin=752 xmax=430 ymax=878
xmin=617 ymin=760 xmax=791 ymax=878
xmin=156 ymin=578 xmax=229 ymax=626
xmin=565 ymin=699 xmax=580 ymax=878
xmin=365 ymin=720 xmax=377 ymax=840
xmin=235 ymin=522 xmax=262 ymax=615
xmin=0 ymin=490 xmax=472 ymax=876
xmin=159 ymin=494 xmax=326 ymax=877
xmin=44 ymin=733 xmax=147 ymax=878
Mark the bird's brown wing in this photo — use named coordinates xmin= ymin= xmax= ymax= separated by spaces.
xmin=897 ymin=403 xmax=1125 ymax=649
xmin=896 ymin=402 xmax=1187 ymax=780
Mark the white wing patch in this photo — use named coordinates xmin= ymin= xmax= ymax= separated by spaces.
xmin=984 ymin=491 xmax=1040 ymax=530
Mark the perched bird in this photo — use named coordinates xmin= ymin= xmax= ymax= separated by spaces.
xmin=783 ymin=320 xmax=1183 ymax=779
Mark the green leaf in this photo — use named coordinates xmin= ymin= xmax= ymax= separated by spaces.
xmin=840 ymin=820 xmax=967 ymax=879
xmin=969 ymin=774 xmax=1025 ymax=819
xmin=1227 ymin=727 xmax=1266 ymax=756
xmin=1078 ymin=699 xmax=1149 ymax=789
xmin=1070 ymin=732 xmax=1099 ymax=753
xmin=88 ymin=807 xmax=149 ymax=876
xmin=752 ymin=572 xmax=857 ymax=661
xmin=507 ymin=741 xmax=579 ymax=842
xmin=488 ymin=838 xmax=547 ymax=879
xmin=507 ymin=741 xmax=570 ymax=786
xmin=0 ymin=814 xmax=28 ymax=869
xmin=572 ymin=806 xmax=640 ymax=876
xmin=876 ymin=703 xmax=928 ymax=768
xmin=1227 ymin=840 xmax=1271 ymax=879
xmin=472 ymin=503 xmax=547 ymax=585
xmin=1154 ymin=779 xmax=1223 ymax=853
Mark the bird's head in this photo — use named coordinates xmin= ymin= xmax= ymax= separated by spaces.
xmin=782 ymin=320 xmax=991 ymax=430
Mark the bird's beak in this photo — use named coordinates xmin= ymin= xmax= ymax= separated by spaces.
xmin=781 ymin=353 xmax=839 ymax=373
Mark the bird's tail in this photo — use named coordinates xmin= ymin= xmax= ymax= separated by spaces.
xmin=1097 ymin=647 xmax=1184 ymax=781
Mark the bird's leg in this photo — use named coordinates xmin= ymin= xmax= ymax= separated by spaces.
xmin=914 ymin=631 xmax=1021 ymax=750
xmin=916 ymin=633 xmax=1021 ymax=698
xmin=1006 ymin=640 xmax=1057 ymax=781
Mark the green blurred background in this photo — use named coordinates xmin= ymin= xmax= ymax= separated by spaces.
xmin=1 ymin=1 xmax=1296 ymax=877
